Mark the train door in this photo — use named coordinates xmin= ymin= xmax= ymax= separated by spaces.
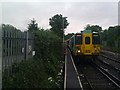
xmin=83 ymin=34 xmax=92 ymax=55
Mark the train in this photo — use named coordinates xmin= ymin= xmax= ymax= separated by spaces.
xmin=66 ymin=29 xmax=101 ymax=60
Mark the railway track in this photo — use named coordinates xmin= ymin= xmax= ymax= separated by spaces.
xmin=75 ymin=59 xmax=120 ymax=90
xmin=99 ymin=53 xmax=120 ymax=72
xmin=93 ymin=61 xmax=120 ymax=88
xmin=98 ymin=57 xmax=120 ymax=71
xmin=100 ymin=54 xmax=120 ymax=63
xmin=101 ymin=50 xmax=120 ymax=60
xmin=96 ymin=57 xmax=120 ymax=79
xmin=100 ymin=50 xmax=120 ymax=72
xmin=65 ymin=47 xmax=120 ymax=90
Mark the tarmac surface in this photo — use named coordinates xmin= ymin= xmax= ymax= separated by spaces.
xmin=65 ymin=48 xmax=82 ymax=90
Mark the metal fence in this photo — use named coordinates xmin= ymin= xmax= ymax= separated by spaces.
xmin=2 ymin=28 xmax=34 ymax=75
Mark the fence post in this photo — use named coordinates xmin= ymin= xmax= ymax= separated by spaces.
xmin=0 ymin=25 xmax=2 ymax=90
xmin=25 ymin=31 xmax=28 ymax=60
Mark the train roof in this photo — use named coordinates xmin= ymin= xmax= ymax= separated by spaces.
xmin=82 ymin=30 xmax=92 ymax=34
xmin=75 ymin=33 xmax=82 ymax=35
xmin=92 ymin=31 xmax=99 ymax=34
xmin=82 ymin=30 xmax=99 ymax=34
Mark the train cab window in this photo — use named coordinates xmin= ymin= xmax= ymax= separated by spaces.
xmin=75 ymin=34 xmax=82 ymax=44
xmin=92 ymin=34 xmax=100 ymax=44
xmin=85 ymin=37 xmax=90 ymax=44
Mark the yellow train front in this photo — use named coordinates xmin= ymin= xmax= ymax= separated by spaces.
xmin=68 ymin=30 xmax=101 ymax=60
xmin=81 ymin=30 xmax=101 ymax=59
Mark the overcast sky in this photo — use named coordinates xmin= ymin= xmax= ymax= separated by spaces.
xmin=1 ymin=1 xmax=119 ymax=34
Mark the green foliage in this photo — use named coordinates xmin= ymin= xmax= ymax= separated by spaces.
xmin=49 ymin=14 xmax=69 ymax=38
xmin=101 ymin=29 xmax=107 ymax=41
xmin=3 ymin=29 xmax=64 ymax=88
xmin=101 ymin=25 xmax=120 ymax=53
xmin=33 ymin=29 xmax=64 ymax=88
xmin=33 ymin=30 xmax=63 ymax=59
xmin=2 ymin=24 xmax=21 ymax=32
xmin=84 ymin=24 xmax=102 ymax=33
xmin=3 ymin=59 xmax=51 ymax=88
xmin=28 ymin=18 xmax=39 ymax=32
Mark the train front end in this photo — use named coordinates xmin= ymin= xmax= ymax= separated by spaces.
xmin=81 ymin=30 xmax=101 ymax=59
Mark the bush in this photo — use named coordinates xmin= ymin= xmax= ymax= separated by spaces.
xmin=3 ymin=29 xmax=64 ymax=89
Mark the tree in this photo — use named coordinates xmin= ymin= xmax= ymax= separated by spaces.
xmin=84 ymin=24 xmax=91 ymax=30
xmin=84 ymin=24 xmax=102 ymax=33
xmin=49 ymin=14 xmax=69 ymax=38
xmin=28 ymin=18 xmax=39 ymax=32
xmin=100 ymin=25 xmax=120 ymax=53
xmin=101 ymin=29 xmax=107 ymax=41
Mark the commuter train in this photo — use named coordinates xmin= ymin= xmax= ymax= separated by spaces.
xmin=66 ymin=30 xmax=101 ymax=59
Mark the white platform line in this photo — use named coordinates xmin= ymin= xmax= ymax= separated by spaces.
xmin=64 ymin=48 xmax=67 ymax=90
xmin=68 ymin=49 xmax=83 ymax=90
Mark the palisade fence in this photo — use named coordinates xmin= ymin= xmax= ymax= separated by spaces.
xmin=2 ymin=27 xmax=34 ymax=75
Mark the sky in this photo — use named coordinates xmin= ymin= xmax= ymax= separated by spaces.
xmin=1 ymin=0 xmax=119 ymax=35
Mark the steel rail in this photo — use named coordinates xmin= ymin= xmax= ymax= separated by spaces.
xmin=82 ymin=72 xmax=94 ymax=90
xmin=92 ymin=61 xmax=120 ymax=88
xmin=100 ymin=54 xmax=120 ymax=63
xmin=98 ymin=58 xmax=120 ymax=72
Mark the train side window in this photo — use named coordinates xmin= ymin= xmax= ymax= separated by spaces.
xmin=92 ymin=35 xmax=100 ymax=44
xmin=85 ymin=37 xmax=90 ymax=44
xmin=71 ymin=38 xmax=74 ymax=48
xmin=75 ymin=35 xmax=82 ymax=44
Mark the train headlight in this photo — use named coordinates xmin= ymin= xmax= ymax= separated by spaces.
xmin=95 ymin=48 xmax=97 ymax=50
xmin=78 ymin=50 xmax=80 ymax=53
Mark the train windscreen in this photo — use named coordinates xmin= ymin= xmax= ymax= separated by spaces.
xmin=75 ymin=34 xmax=82 ymax=44
xmin=85 ymin=37 xmax=90 ymax=44
xmin=92 ymin=34 xmax=100 ymax=44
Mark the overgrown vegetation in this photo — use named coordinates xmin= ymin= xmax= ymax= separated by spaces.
xmin=3 ymin=29 xmax=64 ymax=89
xmin=2 ymin=14 xmax=69 ymax=89
xmin=101 ymin=26 xmax=120 ymax=53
